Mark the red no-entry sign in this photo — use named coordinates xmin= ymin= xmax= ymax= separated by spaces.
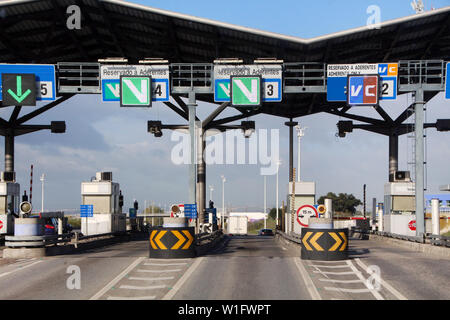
xmin=408 ymin=220 xmax=416 ymax=231
xmin=296 ymin=205 xmax=318 ymax=227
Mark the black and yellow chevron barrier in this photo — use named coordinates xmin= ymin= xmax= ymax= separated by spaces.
xmin=149 ymin=227 xmax=196 ymax=259
xmin=300 ymin=228 xmax=348 ymax=261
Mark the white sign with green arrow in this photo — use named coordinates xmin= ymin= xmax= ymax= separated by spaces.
xmin=120 ymin=76 xmax=151 ymax=107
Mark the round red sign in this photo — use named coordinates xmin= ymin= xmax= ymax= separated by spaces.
xmin=0 ymin=220 xmax=3 ymax=230
xmin=408 ymin=220 xmax=416 ymax=231
xmin=296 ymin=205 xmax=319 ymax=227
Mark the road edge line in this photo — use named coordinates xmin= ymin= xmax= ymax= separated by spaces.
xmin=162 ymin=257 xmax=204 ymax=300
xmin=293 ymin=257 xmax=322 ymax=300
xmin=90 ymin=256 xmax=145 ymax=300
xmin=355 ymin=258 xmax=408 ymax=300
xmin=0 ymin=260 xmax=43 ymax=279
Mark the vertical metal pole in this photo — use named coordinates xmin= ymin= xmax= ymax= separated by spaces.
xmin=187 ymin=91 xmax=198 ymax=231
xmin=363 ymin=184 xmax=366 ymax=218
xmin=389 ymin=135 xmax=399 ymax=182
xmin=414 ymin=88 xmax=425 ymax=236
xmin=276 ymin=161 xmax=279 ymax=228
xmin=325 ymin=198 xmax=333 ymax=220
xmin=289 ymin=125 xmax=294 ymax=182
xmin=297 ymin=132 xmax=301 ymax=182
xmin=372 ymin=198 xmax=377 ymax=230
xmin=197 ymin=126 xmax=206 ymax=226
xmin=431 ymin=198 xmax=440 ymax=235
xmin=5 ymin=131 xmax=14 ymax=172
xmin=264 ymin=175 xmax=267 ymax=230
xmin=40 ymin=174 xmax=45 ymax=213
xmin=378 ymin=203 xmax=384 ymax=232
xmin=290 ymin=168 xmax=296 ymax=234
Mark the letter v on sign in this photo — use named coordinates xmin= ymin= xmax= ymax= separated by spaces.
xmin=231 ymin=75 xmax=262 ymax=107
xmin=120 ymin=75 xmax=151 ymax=107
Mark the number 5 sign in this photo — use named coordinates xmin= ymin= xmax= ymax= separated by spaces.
xmin=296 ymin=205 xmax=319 ymax=227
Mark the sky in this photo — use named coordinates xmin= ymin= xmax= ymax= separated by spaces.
xmin=1 ymin=0 xmax=450 ymax=213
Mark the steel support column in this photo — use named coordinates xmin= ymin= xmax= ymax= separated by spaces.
xmin=414 ymin=88 xmax=425 ymax=236
xmin=196 ymin=125 xmax=206 ymax=226
xmin=285 ymin=120 xmax=298 ymax=182
xmin=388 ymin=134 xmax=399 ymax=182
xmin=5 ymin=129 xmax=14 ymax=172
xmin=187 ymin=91 xmax=198 ymax=231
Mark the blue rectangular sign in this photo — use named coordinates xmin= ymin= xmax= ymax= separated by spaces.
xmin=80 ymin=205 xmax=93 ymax=218
xmin=446 ymin=62 xmax=450 ymax=100
xmin=129 ymin=208 xmax=137 ymax=218
xmin=184 ymin=203 xmax=197 ymax=219
xmin=0 ymin=64 xmax=56 ymax=101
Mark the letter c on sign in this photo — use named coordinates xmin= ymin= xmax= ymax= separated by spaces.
xmin=365 ymin=85 xmax=376 ymax=97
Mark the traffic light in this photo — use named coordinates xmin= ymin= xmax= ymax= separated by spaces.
xmin=51 ymin=121 xmax=66 ymax=133
xmin=337 ymin=121 xmax=353 ymax=138
xmin=119 ymin=190 xmax=124 ymax=208
xmin=148 ymin=121 xmax=163 ymax=137
xmin=436 ymin=119 xmax=450 ymax=132
xmin=133 ymin=200 xmax=138 ymax=211
xmin=241 ymin=121 xmax=255 ymax=138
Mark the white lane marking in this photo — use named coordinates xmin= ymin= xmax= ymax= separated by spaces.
xmin=107 ymin=295 xmax=156 ymax=300
xmin=146 ymin=258 xmax=192 ymax=262
xmin=313 ymin=271 xmax=360 ymax=275
xmin=355 ymin=258 xmax=408 ymax=300
xmin=309 ymin=260 xmax=351 ymax=264
xmin=319 ymin=279 xmax=364 ymax=284
xmin=281 ymin=247 xmax=287 ymax=251
xmin=137 ymin=269 xmax=182 ymax=273
xmin=0 ymin=260 xmax=43 ymax=279
xmin=325 ymin=287 xmax=372 ymax=293
xmin=128 ymin=276 xmax=174 ymax=281
xmin=293 ymin=257 xmax=322 ymax=300
xmin=119 ymin=284 xmax=166 ymax=290
xmin=10 ymin=258 xmax=36 ymax=266
xmin=162 ymin=257 xmax=204 ymax=300
xmin=90 ymin=257 xmax=145 ymax=300
xmin=144 ymin=263 xmax=187 ymax=266
xmin=309 ymin=265 xmax=349 ymax=269
xmin=346 ymin=260 xmax=384 ymax=300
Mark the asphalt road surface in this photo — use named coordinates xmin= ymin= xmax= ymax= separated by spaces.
xmin=0 ymin=234 xmax=448 ymax=300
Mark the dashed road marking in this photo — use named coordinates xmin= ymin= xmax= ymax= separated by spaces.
xmin=346 ymin=260 xmax=384 ymax=300
xmin=293 ymin=258 xmax=322 ymax=300
xmin=319 ymin=279 xmax=364 ymax=284
xmin=128 ymin=276 xmax=174 ymax=281
xmin=162 ymin=257 xmax=204 ymax=300
xmin=144 ymin=262 xmax=187 ymax=266
xmin=309 ymin=264 xmax=349 ymax=268
xmin=137 ymin=269 xmax=182 ymax=273
xmin=313 ymin=271 xmax=359 ymax=275
xmin=355 ymin=258 xmax=408 ymax=300
xmin=90 ymin=257 xmax=145 ymax=300
xmin=325 ymin=287 xmax=372 ymax=293
xmin=0 ymin=260 xmax=43 ymax=279
xmin=119 ymin=284 xmax=166 ymax=290
xmin=107 ymin=295 xmax=156 ymax=300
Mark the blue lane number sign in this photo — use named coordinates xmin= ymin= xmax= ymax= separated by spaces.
xmin=446 ymin=62 xmax=450 ymax=100
xmin=0 ymin=64 xmax=56 ymax=101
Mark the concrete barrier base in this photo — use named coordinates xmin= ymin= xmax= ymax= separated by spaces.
xmin=3 ymin=247 xmax=46 ymax=258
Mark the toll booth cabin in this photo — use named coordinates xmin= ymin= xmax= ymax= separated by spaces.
xmin=285 ymin=181 xmax=316 ymax=234
xmin=80 ymin=172 xmax=125 ymax=236
xmin=0 ymin=172 xmax=20 ymax=235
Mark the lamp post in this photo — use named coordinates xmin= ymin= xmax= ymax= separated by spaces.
xmin=209 ymin=185 xmax=214 ymax=201
xmin=276 ymin=159 xmax=281 ymax=228
xmin=40 ymin=173 xmax=45 ymax=213
xmin=221 ymin=175 xmax=226 ymax=217
xmin=295 ymin=125 xmax=307 ymax=182
xmin=264 ymin=175 xmax=267 ymax=230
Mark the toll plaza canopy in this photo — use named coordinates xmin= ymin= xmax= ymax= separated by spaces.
xmin=0 ymin=0 xmax=449 ymax=118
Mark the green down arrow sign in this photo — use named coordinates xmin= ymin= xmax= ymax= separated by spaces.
xmin=2 ymin=73 xmax=36 ymax=106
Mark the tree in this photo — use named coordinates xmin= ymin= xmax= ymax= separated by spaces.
xmin=317 ymin=192 xmax=362 ymax=214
